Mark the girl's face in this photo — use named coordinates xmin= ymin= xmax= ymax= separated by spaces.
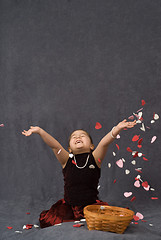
xmin=68 ymin=130 xmax=94 ymax=154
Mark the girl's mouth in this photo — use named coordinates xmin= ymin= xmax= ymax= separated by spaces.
xmin=75 ymin=140 xmax=83 ymax=144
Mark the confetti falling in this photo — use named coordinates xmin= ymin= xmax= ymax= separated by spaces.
xmin=116 ymin=159 xmax=123 ymax=168
xmin=151 ymin=136 xmax=157 ymax=143
xmin=124 ymin=192 xmax=133 ymax=198
xmin=95 ymin=122 xmax=102 ymax=129
xmin=7 ymin=227 xmax=13 ymax=229
xmin=57 ymin=149 xmax=62 ymax=154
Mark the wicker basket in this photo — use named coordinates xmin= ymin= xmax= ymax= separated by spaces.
xmin=83 ymin=205 xmax=134 ymax=234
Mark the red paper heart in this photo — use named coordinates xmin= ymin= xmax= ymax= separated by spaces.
xmin=142 ymin=181 xmax=148 ymax=188
xmin=132 ymin=135 xmax=140 ymax=142
xmin=73 ymin=223 xmax=84 ymax=227
xmin=7 ymin=227 xmax=13 ymax=229
xmin=95 ymin=122 xmax=102 ymax=129
xmin=137 ymin=145 xmax=142 ymax=148
xmin=72 ymin=160 xmax=76 ymax=165
xmin=141 ymin=100 xmax=146 ymax=106
xmin=116 ymin=144 xmax=120 ymax=150
xmin=127 ymin=147 xmax=132 ymax=152
xmin=133 ymin=215 xmax=139 ymax=221
xmin=133 ymin=152 xmax=138 ymax=158
xmin=143 ymin=157 xmax=148 ymax=161
xmin=151 ymin=197 xmax=158 ymax=200
xmin=130 ymin=196 xmax=136 ymax=202
xmin=113 ymin=179 xmax=116 ymax=183
xmin=138 ymin=138 xmax=143 ymax=145
xmin=25 ymin=224 xmax=33 ymax=229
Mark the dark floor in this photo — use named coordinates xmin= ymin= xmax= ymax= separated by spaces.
xmin=1 ymin=199 xmax=161 ymax=240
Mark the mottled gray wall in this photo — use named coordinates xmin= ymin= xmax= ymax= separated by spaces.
xmin=0 ymin=0 xmax=160 ymax=211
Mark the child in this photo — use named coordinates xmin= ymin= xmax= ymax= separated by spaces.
xmin=22 ymin=119 xmax=136 ymax=228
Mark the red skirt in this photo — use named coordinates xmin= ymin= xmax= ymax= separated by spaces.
xmin=39 ymin=199 xmax=108 ymax=228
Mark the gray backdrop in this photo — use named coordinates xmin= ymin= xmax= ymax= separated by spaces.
xmin=0 ymin=0 xmax=161 ymax=239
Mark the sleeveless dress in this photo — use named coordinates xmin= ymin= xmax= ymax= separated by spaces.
xmin=39 ymin=152 xmax=108 ymax=228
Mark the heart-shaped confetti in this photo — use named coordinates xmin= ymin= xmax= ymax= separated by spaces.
xmin=57 ymin=149 xmax=62 ymax=154
xmin=116 ymin=134 xmax=120 ymax=139
xmin=136 ymin=212 xmax=144 ymax=220
xmin=130 ymin=196 xmax=136 ymax=202
xmin=131 ymin=160 xmax=136 ymax=165
xmin=0 ymin=124 xmax=4 ymax=127
xmin=24 ymin=224 xmax=33 ymax=230
xmin=140 ymin=123 xmax=145 ymax=131
xmin=151 ymin=120 xmax=155 ymax=124
xmin=151 ymin=197 xmax=158 ymax=200
xmin=154 ymin=113 xmax=159 ymax=120
xmin=127 ymin=147 xmax=133 ymax=152
xmin=134 ymin=180 xmax=140 ymax=188
xmin=138 ymin=112 xmax=143 ymax=118
xmin=7 ymin=227 xmax=13 ymax=229
xmin=142 ymin=181 xmax=148 ymax=188
xmin=108 ymin=163 xmax=111 ymax=168
xmin=137 ymin=108 xmax=143 ymax=112
xmin=124 ymin=192 xmax=132 ymax=198
xmin=128 ymin=115 xmax=134 ymax=120
xmin=98 ymin=158 xmax=101 ymax=163
xmin=116 ymin=159 xmax=123 ymax=168
xmin=137 ymin=145 xmax=142 ymax=148
xmin=135 ymin=169 xmax=142 ymax=173
xmin=116 ymin=144 xmax=120 ymax=150
xmin=132 ymin=135 xmax=140 ymax=142
xmin=133 ymin=151 xmax=139 ymax=158
xmin=69 ymin=153 xmax=74 ymax=158
xmin=72 ymin=160 xmax=76 ymax=165
xmin=73 ymin=223 xmax=84 ymax=227
xmin=125 ymin=169 xmax=130 ymax=174
xmin=143 ymin=157 xmax=148 ymax=161
xmin=95 ymin=122 xmax=102 ymax=129
xmin=113 ymin=152 xmax=116 ymax=156
xmin=133 ymin=215 xmax=140 ymax=221
xmin=141 ymin=100 xmax=146 ymax=106
xmin=138 ymin=138 xmax=143 ymax=145
xmin=151 ymin=136 xmax=157 ymax=143
xmin=114 ymin=179 xmax=116 ymax=183
xmin=138 ymin=153 xmax=142 ymax=157
xmin=143 ymin=185 xmax=150 ymax=191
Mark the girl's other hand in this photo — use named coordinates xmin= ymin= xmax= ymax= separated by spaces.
xmin=117 ymin=119 xmax=137 ymax=131
xmin=22 ymin=126 xmax=41 ymax=136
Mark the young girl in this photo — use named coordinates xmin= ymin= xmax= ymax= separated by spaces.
xmin=22 ymin=119 xmax=136 ymax=228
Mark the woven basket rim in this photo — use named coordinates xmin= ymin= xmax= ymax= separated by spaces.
xmin=83 ymin=205 xmax=134 ymax=220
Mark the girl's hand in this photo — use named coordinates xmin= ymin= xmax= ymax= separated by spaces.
xmin=22 ymin=126 xmax=41 ymax=136
xmin=117 ymin=119 xmax=137 ymax=131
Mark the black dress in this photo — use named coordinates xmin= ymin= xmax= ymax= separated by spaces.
xmin=39 ymin=152 xmax=108 ymax=228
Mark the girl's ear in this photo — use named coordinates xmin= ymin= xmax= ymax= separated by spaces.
xmin=68 ymin=147 xmax=72 ymax=153
xmin=90 ymin=144 xmax=95 ymax=150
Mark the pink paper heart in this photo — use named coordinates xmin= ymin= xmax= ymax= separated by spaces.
xmin=124 ymin=192 xmax=133 ymax=198
xmin=116 ymin=159 xmax=123 ymax=168
xmin=151 ymin=136 xmax=157 ymax=143
xmin=143 ymin=185 xmax=150 ymax=191
xmin=136 ymin=212 xmax=144 ymax=220
xmin=134 ymin=180 xmax=140 ymax=188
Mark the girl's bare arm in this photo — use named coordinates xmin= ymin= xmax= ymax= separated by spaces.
xmin=22 ymin=126 xmax=69 ymax=167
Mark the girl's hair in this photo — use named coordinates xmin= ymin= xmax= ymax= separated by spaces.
xmin=68 ymin=129 xmax=93 ymax=147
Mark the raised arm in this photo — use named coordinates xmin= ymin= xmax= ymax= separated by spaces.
xmin=22 ymin=126 xmax=69 ymax=167
xmin=93 ymin=119 xmax=136 ymax=167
